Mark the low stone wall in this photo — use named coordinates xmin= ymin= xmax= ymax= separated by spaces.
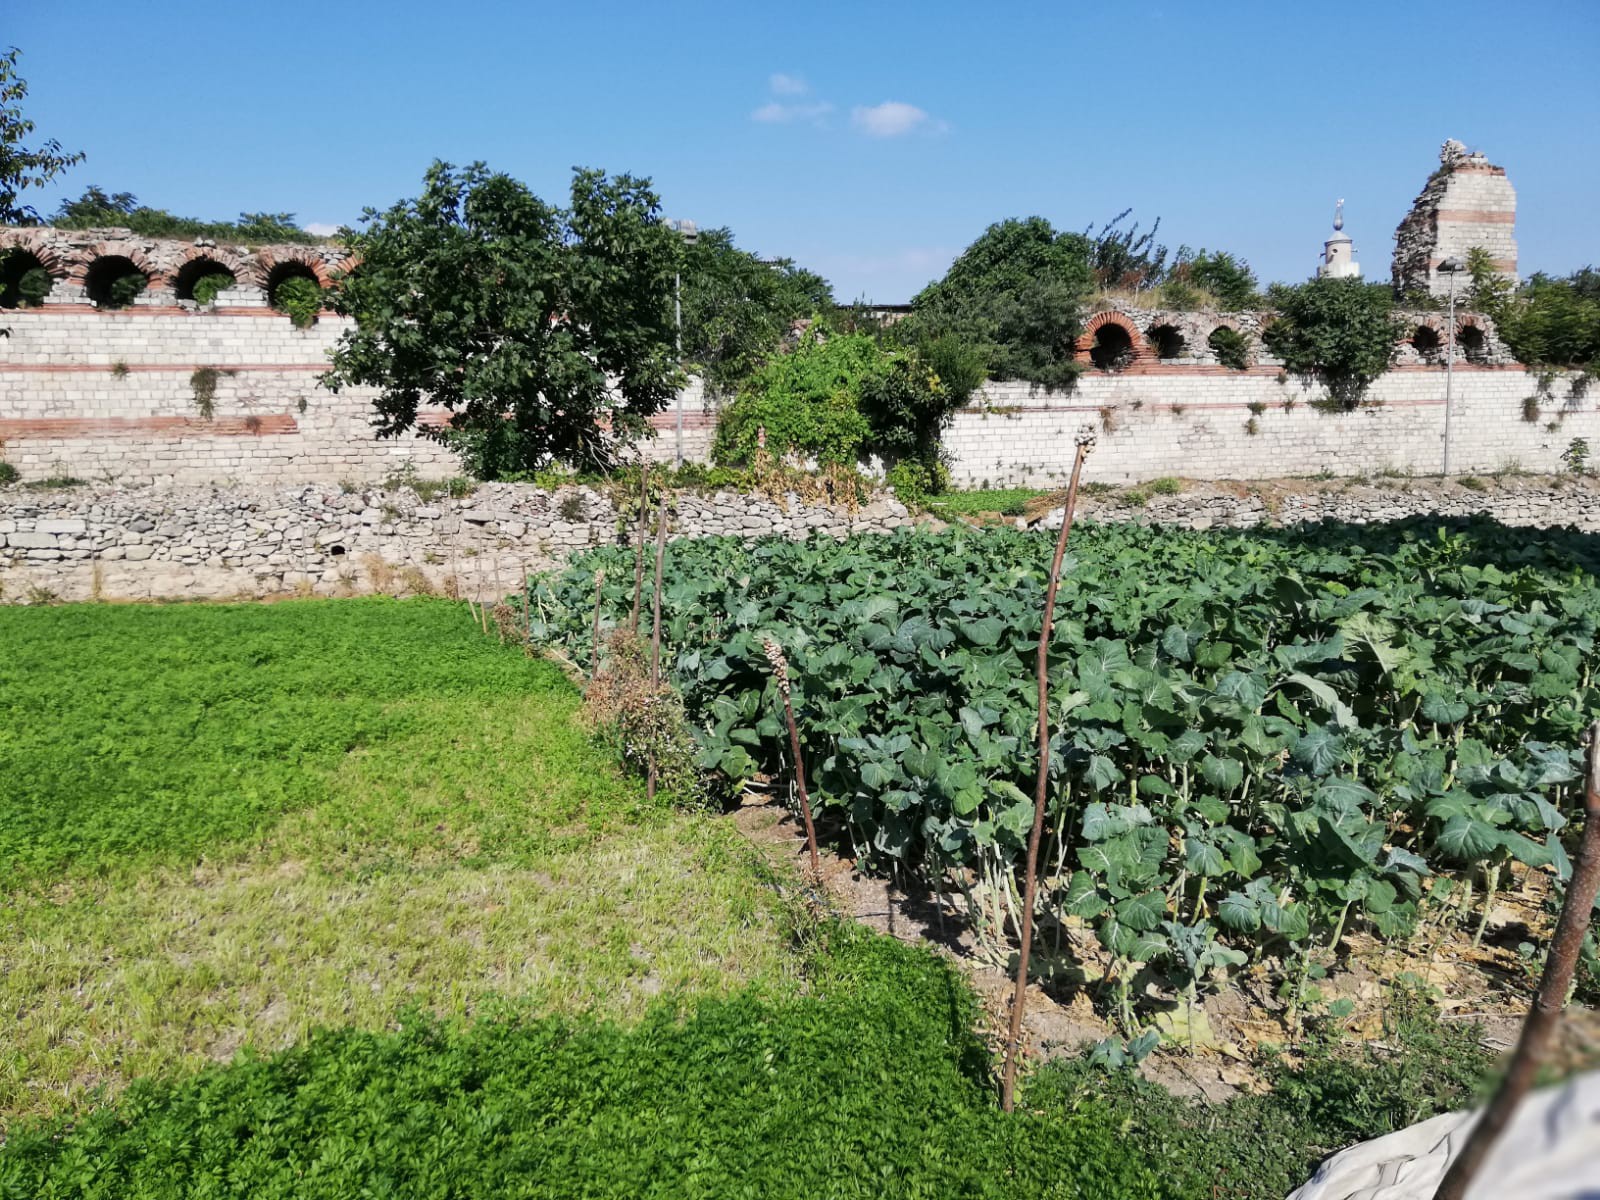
xmin=1033 ymin=475 xmax=1600 ymax=531
xmin=0 ymin=483 xmax=915 ymax=603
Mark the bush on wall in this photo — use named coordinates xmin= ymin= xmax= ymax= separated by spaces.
xmin=190 ymin=272 xmax=235 ymax=307
xmin=1262 ymin=276 xmax=1401 ymax=403
xmin=271 ymin=275 xmax=323 ymax=328
xmin=1207 ymin=326 xmax=1251 ymax=370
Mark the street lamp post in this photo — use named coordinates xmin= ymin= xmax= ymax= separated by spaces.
xmin=1439 ymin=257 xmax=1464 ymax=477
xmin=664 ymin=219 xmax=698 ymax=468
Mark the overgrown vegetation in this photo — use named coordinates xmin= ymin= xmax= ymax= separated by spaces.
xmin=49 ymin=184 xmax=324 ymax=244
xmin=1028 ymin=993 xmax=1496 ymax=1200
xmin=189 ymin=366 xmax=221 ymax=419
xmin=270 ymin=273 xmax=323 ymax=327
xmin=0 ymin=247 xmax=51 ymax=306
xmin=1264 ymin=277 xmax=1403 ymax=403
xmin=1208 ymin=324 xmax=1251 ymax=369
xmin=1469 ymin=250 xmax=1599 ymax=373
xmin=189 ymin=270 xmax=234 ymax=306
xmin=711 ymin=330 xmax=961 ymax=481
xmin=532 ymin=519 xmax=1600 ymax=1037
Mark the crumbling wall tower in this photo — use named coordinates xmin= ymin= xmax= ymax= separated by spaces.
xmin=1392 ymin=140 xmax=1517 ymax=299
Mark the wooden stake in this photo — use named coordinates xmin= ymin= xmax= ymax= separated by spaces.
xmin=1431 ymin=719 xmax=1600 ymax=1200
xmin=590 ymin=569 xmax=606 ymax=677
xmin=763 ymin=638 xmax=820 ymax=877
xmin=646 ymin=494 xmax=667 ymax=802
xmin=630 ymin=465 xmax=649 ymax=633
xmin=1001 ymin=431 xmax=1094 ymax=1114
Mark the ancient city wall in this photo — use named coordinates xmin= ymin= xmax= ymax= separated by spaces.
xmin=2 ymin=288 xmax=1574 ymax=490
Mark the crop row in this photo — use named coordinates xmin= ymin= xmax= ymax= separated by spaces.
xmin=528 ymin=518 xmax=1598 ymax=1026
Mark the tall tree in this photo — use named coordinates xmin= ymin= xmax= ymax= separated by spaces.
xmin=325 ymin=162 xmax=682 ymax=476
xmin=679 ymin=228 xmax=832 ymax=395
xmin=0 ymin=47 xmax=83 ymax=224
xmin=906 ymin=216 xmax=1093 ymax=389
xmin=1264 ymin=276 xmax=1402 ymax=403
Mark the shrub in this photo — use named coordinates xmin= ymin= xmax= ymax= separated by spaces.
xmin=190 ymin=272 xmax=234 ymax=306
xmin=0 ymin=250 xmax=53 ymax=308
xmin=272 ymin=274 xmax=323 ymax=328
xmin=1208 ymin=326 xmax=1251 ymax=370
xmin=106 ymin=270 xmax=146 ymax=309
xmin=884 ymin=458 xmax=949 ymax=508
xmin=17 ymin=266 xmax=50 ymax=306
xmin=1263 ymin=277 xmax=1402 ymax=402
xmin=0 ymin=461 xmax=18 ymax=485
xmin=1147 ymin=477 xmax=1181 ymax=495
xmin=190 ymin=367 xmax=223 ymax=420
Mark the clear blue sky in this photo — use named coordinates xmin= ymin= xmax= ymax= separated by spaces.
xmin=12 ymin=1 xmax=1599 ymax=302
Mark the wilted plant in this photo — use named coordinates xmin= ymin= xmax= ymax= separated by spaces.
xmin=584 ymin=628 xmax=705 ymax=808
xmin=763 ymin=635 xmax=821 ymax=877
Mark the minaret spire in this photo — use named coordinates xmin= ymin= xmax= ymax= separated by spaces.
xmin=1334 ymin=198 xmax=1345 ymax=231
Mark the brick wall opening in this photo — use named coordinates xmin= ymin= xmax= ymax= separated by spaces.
xmin=84 ymin=255 xmax=150 ymax=309
xmin=1147 ymin=323 xmax=1185 ymax=360
xmin=266 ymin=261 xmax=321 ymax=307
xmin=0 ymin=248 xmax=53 ymax=308
xmin=173 ymin=257 xmax=238 ymax=303
xmin=1459 ymin=324 xmax=1488 ymax=363
xmin=1411 ymin=324 xmax=1443 ymax=363
xmin=1090 ymin=322 xmax=1134 ymax=370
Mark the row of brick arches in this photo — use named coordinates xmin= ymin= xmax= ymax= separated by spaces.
xmin=1077 ymin=310 xmax=1493 ymax=370
xmin=0 ymin=233 xmax=344 ymax=310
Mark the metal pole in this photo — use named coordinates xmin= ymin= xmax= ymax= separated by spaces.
xmin=1443 ymin=269 xmax=1457 ymax=477
xmin=674 ymin=268 xmax=683 ymax=469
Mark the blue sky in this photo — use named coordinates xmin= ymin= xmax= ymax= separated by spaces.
xmin=11 ymin=1 xmax=1598 ymax=302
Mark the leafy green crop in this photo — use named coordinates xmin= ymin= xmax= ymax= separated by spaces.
xmin=530 ymin=518 xmax=1600 ymax=1024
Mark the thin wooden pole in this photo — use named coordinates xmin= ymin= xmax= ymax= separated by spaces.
xmin=630 ymin=465 xmax=649 ymax=633
xmin=589 ymin=568 xmax=605 ymax=677
xmin=763 ymin=638 xmax=820 ymax=877
xmin=646 ymin=495 xmax=668 ymax=802
xmin=1000 ymin=431 xmax=1094 ymax=1114
xmin=1432 ymin=720 xmax=1600 ymax=1200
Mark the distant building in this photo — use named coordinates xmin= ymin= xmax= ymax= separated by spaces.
xmin=1318 ymin=200 xmax=1362 ymax=280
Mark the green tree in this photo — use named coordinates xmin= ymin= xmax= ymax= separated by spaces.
xmin=52 ymin=186 xmax=320 ymax=244
xmin=325 ymin=161 xmax=682 ymax=476
xmin=1470 ymin=251 xmax=1599 ymax=370
xmin=1264 ymin=276 xmax=1402 ymax=402
xmin=0 ymin=47 xmax=83 ymax=224
xmin=678 ymin=227 xmax=833 ymax=395
xmin=906 ymin=216 xmax=1093 ymax=389
xmin=1185 ymin=250 xmax=1260 ymax=309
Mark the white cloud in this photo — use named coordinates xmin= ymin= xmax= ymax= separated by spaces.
xmin=303 ymin=222 xmax=340 ymax=237
xmin=851 ymin=101 xmax=940 ymax=138
xmin=751 ymin=100 xmax=833 ymax=124
xmin=769 ymin=72 xmax=808 ymax=96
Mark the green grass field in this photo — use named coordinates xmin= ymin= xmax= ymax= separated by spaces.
xmin=0 ymin=600 xmax=801 ymax=1125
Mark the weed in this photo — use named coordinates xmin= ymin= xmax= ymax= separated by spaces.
xmin=1522 ymin=394 xmax=1542 ymax=422
xmin=109 ymin=360 xmax=129 ymax=379
xmin=1247 ymin=400 xmax=1268 ymax=416
xmin=557 ymin=492 xmax=587 ymax=522
xmin=190 ymin=367 xmax=222 ymax=421
xmin=1147 ymin=477 xmax=1181 ymax=496
xmin=1245 ymin=417 xmax=1261 ymax=436
xmin=1458 ymin=475 xmax=1486 ymax=492
xmin=0 ymin=461 xmax=17 ymax=486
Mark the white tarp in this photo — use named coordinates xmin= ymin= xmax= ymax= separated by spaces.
xmin=1287 ymin=1070 xmax=1600 ymax=1199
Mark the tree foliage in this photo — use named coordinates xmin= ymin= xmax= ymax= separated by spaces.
xmin=1264 ymin=277 xmax=1401 ymax=401
xmin=52 ymin=184 xmax=321 ymax=244
xmin=1178 ymin=250 xmax=1260 ymax=310
xmin=0 ymin=47 xmax=83 ymax=225
xmin=325 ymin=161 xmax=682 ymax=476
xmin=1470 ymin=250 xmax=1599 ymax=371
xmin=1084 ymin=209 xmax=1168 ymax=291
xmin=906 ymin=217 xmax=1092 ymax=389
xmin=678 ymin=227 xmax=832 ymax=395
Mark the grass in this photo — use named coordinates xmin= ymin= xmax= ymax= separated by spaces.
xmin=925 ymin=486 xmax=1047 ymax=518
xmin=0 ymin=600 xmax=798 ymax=1123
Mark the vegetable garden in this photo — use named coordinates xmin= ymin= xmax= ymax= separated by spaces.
xmin=530 ymin=516 xmax=1600 ymax=1038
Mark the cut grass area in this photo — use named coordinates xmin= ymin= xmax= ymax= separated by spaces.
xmin=0 ymin=600 xmax=798 ymax=1123
xmin=0 ymin=926 xmax=1168 ymax=1200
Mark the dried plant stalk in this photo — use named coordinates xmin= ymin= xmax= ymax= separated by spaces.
xmin=589 ymin=568 xmax=606 ymax=677
xmin=763 ymin=637 xmax=821 ymax=877
xmin=646 ymin=496 xmax=668 ymax=801
xmin=1001 ymin=429 xmax=1095 ymax=1114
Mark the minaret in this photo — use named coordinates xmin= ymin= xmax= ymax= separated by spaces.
xmin=1318 ymin=199 xmax=1362 ymax=279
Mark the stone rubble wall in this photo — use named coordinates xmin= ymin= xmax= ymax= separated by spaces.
xmin=0 ymin=483 xmax=915 ymax=603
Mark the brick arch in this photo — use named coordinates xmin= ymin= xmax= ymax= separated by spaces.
xmin=173 ymin=243 xmax=251 ymax=281
xmin=257 ymin=248 xmax=334 ymax=288
xmin=68 ymin=240 xmax=165 ymax=288
xmin=1075 ymin=310 xmax=1146 ymax=364
xmin=0 ymin=229 xmax=71 ymax=279
xmin=1453 ymin=312 xmax=1490 ymax=362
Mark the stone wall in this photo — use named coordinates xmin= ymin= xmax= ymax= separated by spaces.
xmin=948 ymin=365 xmax=1591 ymax=487
xmin=0 ymin=483 xmax=914 ymax=603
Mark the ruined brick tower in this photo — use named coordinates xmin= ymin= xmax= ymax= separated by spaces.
xmin=1392 ymin=140 xmax=1517 ymax=298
